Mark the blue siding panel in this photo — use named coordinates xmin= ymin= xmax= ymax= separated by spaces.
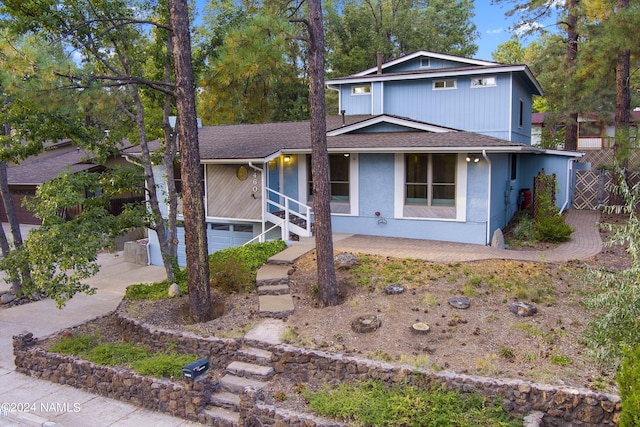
xmin=386 ymin=57 xmax=473 ymax=73
xmin=341 ymin=86 xmax=372 ymax=115
xmin=373 ymin=82 xmax=383 ymax=114
xmin=383 ymin=75 xmax=512 ymax=138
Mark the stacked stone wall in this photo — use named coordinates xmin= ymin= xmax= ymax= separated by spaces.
xmin=12 ymin=306 xmax=622 ymax=426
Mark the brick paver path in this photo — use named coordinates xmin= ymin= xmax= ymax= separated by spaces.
xmin=333 ymin=210 xmax=602 ymax=263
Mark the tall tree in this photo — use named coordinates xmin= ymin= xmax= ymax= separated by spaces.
xmin=326 ymin=0 xmax=478 ymax=76
xmin=0 ymin=1 xmax=181 ymax=289
xmin=292 ymin=0 xmax=339 ymax=306
xmin=169 ymin=0 xmax=212 ymax=321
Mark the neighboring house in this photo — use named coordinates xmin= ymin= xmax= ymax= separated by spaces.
xmin=532 ymin=111 xmax=640 ymax=150
xmin=132 ymin=51 xmax=582 ymax=267
xmin=1 ymin=140 xmax=137 ymax=225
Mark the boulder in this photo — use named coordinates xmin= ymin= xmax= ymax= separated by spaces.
xmin=334 ymin=253 xmax=360 ymax=269
xmin=168 ymin=283 xmax=181 ymax=298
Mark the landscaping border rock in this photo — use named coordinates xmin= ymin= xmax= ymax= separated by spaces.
xmin=12 ymin=301 xmax=622 ymax=427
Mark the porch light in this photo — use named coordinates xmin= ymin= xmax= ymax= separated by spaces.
xmin=284 ymin=155 xmax=291 ymax=163
xmin=466 ymin=154 xmax=480 ymax=163
xmin=343 ymin=153 xmax=350 ymax=157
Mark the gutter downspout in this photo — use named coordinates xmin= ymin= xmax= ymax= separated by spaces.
xmin=559 ymin=158 xmax=576 ymax=215
xmin=482 ymin=150 xmax=492 ymax=245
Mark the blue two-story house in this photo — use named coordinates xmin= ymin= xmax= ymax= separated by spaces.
xmin=130 ymin=51 xmax=582 ymax=266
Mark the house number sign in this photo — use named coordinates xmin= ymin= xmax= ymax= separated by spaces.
xmin=252 ymin=172 xmax=258 ymax=195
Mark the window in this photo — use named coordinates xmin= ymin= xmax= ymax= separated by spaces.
xmin=420 ymin=57 xmax=431 ymax=68
xmin=433 ymin=79 xmax=456 ymax=90
xmin=307 ymin=154 xmax=350 ymax=202
xmin=405 ymin=154 xmax=456 ymax=206
xmin=519 ymin=99 xmax=524 ymax=128
xmin=510 ymin=154 xmax=517 ymax=181
xmin=351 ymin=85 xmax=371 ymax=95
xmin=471 ymin=76 xmax=497 ymax=87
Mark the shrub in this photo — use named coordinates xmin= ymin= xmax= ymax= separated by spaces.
xmin=617 ymin=346 xmax=640 ymax=427
xmin=88 ymin=342 xmax=149 ymax=366
xmin=132 ymin=353 xmax=198 ymax=379
xmin=209 ymin=240 xmax=286 ymax=293
xmin=534 ymin=214 xmax=574 ymax=242
xmin=303 ymin=380 xmax=521 ymax=427
xmin=126 ymin=280 xmax=188 ymax=300
xmin=50 ymin=334 xmax=98 ymax=355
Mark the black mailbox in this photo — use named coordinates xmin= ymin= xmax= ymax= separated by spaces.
xmin=182 ymin=358 xmax=209 ymax=379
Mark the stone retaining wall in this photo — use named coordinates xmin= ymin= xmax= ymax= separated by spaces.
xmin=12 ymin=305 xmax=622 ymax=426
xmin=262 ymin=344 xmax=620 ymax=426
xmin=12 ymin=333 xmax=215 ymax=423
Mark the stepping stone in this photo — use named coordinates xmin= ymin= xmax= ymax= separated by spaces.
xmin=257 ymin=284 xmax=290 ymax=296
xmin=267 ymin=245 xmax=312 ymax=265
xmin=219 ymin=374 xmax=265 ymax=394
xmin=227 ymin=361 xmax=274 ymax=380
xmin=256 ymin=264 xmax=291 ymax=285
xmin=210 ymin=391 xmax=240 ymax=410
xmin=258 ymin=294 xmax=294 ymax=318
xmin=202 ymin=406 xmax=240 ymax=426
xmin=244 ymin=319 xmax=287 ymax=346
xmin=237 ymin=347 xmax=273 ymax=366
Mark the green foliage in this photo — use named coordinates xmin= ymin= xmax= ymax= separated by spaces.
xmin=50 ymin=333 xmax=198 ymax=379
xmin=209 ymin=240 xmax=286 ymax=293
xmin=584 ymin=164 xmax=640 ymax=365
xmin=132 ymin=353 xmax=198 ymax=379
xmin=303 ymin=380 xmax=521 ymax=427
xmin=510 ymin=213 xmax=536 ymax=242
xmin=0 ymin=168 xmax=146 ymax=308
xmin=89 ymin=343 xmax=149 ymax=366
xmin=325 ymin=0 xmax=478 ymax=77
xmin=617 ymin=346 xmax=640 ymax=427
xmin=125 ymin=279 xmax=188 ymax=300
xmin=533 ymin=178 xmax=573 ymax=243
xmin=50 ymin=334 xmax=99 ymax=355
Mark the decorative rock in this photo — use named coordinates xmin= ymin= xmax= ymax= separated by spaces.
xmin=510 ymin=302 xmax=538 ymax=317
xmin=491 ymin=228 xmax=505 ymax=249
xmin=168 ymin=283 xmax=181 ymax=298
xmin=351 ymin=315 xmax=381 ymax=333
xmin=1 ymin=293 xmax=16 ymax=304
xmin=410 ymin=322 xmax=430 ymax=334
xmin=448 ymin=297 xmax=470 ymax=309
xmin=334 ymin=253 xmax=360 ymax=269
xmin=385 ymin=284 xmax=405 ymax=295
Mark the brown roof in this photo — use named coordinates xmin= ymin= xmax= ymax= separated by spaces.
xmin=194 ymin=115 xmax=536 ymax=161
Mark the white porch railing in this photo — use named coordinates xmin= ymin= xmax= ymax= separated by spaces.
xmin=264 ymin=188 xmax=313 ymax=239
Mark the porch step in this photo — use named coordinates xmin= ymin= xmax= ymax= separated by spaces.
xmin=201 ymin=405 xmax=239 ymax=427
xmin=219 ymin=374 xmax=266 ymax=394
xmin=227 ymin=361 xmax=274 ymax=381
xmin=258 ymin=294 xmax=294 ymax=318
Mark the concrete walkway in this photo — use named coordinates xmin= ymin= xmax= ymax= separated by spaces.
xmin=0 ymin=252 xmax=200 ymax=427
xmin=331 ymin=209 xmax=602 ymax=263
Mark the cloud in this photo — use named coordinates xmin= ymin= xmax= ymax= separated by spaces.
xmin=486 ymin=28 xmax=503 ymax=35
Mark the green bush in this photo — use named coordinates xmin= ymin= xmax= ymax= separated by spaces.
xmin=88 ymin=342 xmax=149 ymax=366
xmin=50 ymin=334 xmax=98 ymax=355
xmin=209 ymin=240 xmax=287 ymax=293
xmin=303 ymin=380 xmax=521 ymax=427
xmin=132 ymin=353 xmax=198 ymax=379
xmin=534 ymin=214 xmax=574 ymax=242
xmin=126 ymin=280 xmax=188 ymax=300
xmin=617 ymin=346 xmax=640 ymax=427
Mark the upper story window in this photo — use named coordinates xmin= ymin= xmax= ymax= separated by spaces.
xmin=519 ymin=99 xmax=524 ymax=128
xmin=433 ymin=79 xmax=456 ymax=90
xmin=351 ymin=85 xmax=371 ymax=95
xmin=471 ymin=76 xmax=497 ymax=88
xmin=420 ymin=57 xmax=431 ymax=68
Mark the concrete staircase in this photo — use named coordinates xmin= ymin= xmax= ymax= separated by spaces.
xmin=256 ymin=243 xmax=315 ymax=318
xmin=201 ymin=320 xmax=287 ymax=426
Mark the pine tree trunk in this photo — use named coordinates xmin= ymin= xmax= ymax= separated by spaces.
xmin=163 ymin=26 xmax=178 ymax=260
xmin=564 ymin=0 xmax=579 ymax=152
xmin=0 ymin=160 xmax=22 ymax=293
xmin=169 ymin=0 xmax=212 ymax=322
xmin=308 ymin=0 xmax=339 ymax=307
xmin=614 ymin=0 xmax=630 ymax=168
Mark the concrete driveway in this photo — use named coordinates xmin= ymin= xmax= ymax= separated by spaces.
xmin=0 ymin=251 xmax=201 ymax=427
